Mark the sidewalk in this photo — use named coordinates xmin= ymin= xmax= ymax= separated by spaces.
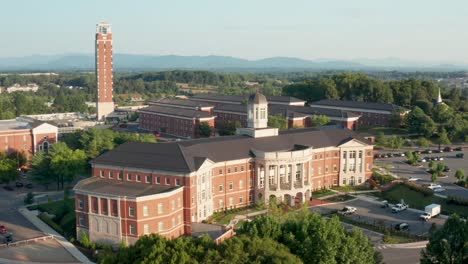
xmin=18 ymin=207 xmax=93 ymax=264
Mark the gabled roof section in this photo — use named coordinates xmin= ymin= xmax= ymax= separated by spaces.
xmin=310 ymin=99 xmax=402 ymax=112
xmin=139 ymin=105 xmax=213 ymax=119
xmin=91 ymin=127 xmax=371 ymax=173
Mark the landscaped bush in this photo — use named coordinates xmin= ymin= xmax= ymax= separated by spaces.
xmin=371 ymin=171 xmax=394 ymax=185
xmin=39 ymin=213 xmax=64 ymax=234
xmin=402 ymin=182 xmax=434 ymax=196
xmin=447 ymin=195 xmax=468 ymax=206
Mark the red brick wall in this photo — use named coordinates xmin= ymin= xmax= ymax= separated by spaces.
xmin=0 ymin=130 xmax=33 ymax=155
xmin=96 ymin=33 xmax=113 ymax=103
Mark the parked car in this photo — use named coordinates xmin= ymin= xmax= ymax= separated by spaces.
xmin=25 ymin=183 xmax=33 ymax=189
xmin=456 ymin=153 xmax=464 ymax=158
xmin=437 ymin=156 xmax=444 ymax=161
xmin=433 ymin=188 xmax=446 ymax=193
xmin=3 ymin=186 xmax=14 ymax=191
xmin=374 ymin=154 xmax=382 ymax=159
xmin=3 ymin=234 xmax=12 ymax=243
xmin=443 ymin=147 xmax=453 ymax=152
xmin=337 ymin=206 xmax=357 ymax=215
xmin=427 ymin=183 xmax=442 ymax=190
xmin=435 ymin=149 xmax=444 ymax=153
xmin=422 ymin=149 xmax=432 ymax=154
xmin=408 ymin=177 xmax=421 ymax=182
xmin=394 ymin=222 xmax=409 ymax=231
xmin=392 ymin=203 xmax=409 ymax=213
xmin=414 ymin=150 xmax=421 ymax=154
xmin=443 ymin=166 xmax=450 ymax=172
xmin=418 ymin=158 xmax=427 ymax=163
xmin=0 ymin=225 xmax=6 ymax=234
xmin=381 ymin=200 xmax=389 ymax=208
xmin=15 ymin=182 xmax=23 ymax=188
xmin=454 ymin=147 xmax=463 ymax=151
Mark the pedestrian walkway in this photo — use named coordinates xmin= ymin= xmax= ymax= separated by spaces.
xmin=18 ymin=207 xmax=93 ymax=264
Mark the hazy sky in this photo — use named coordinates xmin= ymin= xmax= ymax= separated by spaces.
xmin=2 ymin=0 xmax=468 ymax=63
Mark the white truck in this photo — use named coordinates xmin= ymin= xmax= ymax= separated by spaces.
xmin=419 ymin=204 xmax=441 ymax=221
xmin=392 ymin=202 xmax=409 ymax=213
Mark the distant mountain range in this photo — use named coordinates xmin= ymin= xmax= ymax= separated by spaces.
xmin=0 ymin=54 xmax=467 ymax=72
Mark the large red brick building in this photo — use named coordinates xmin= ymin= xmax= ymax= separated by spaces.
xmin=139 ymin=98 xmax=216 ymax=138
xmin=0 ymin=119 xmax=58 ymax=156
xmin=74 ymin=93 xmax=374 ymax=246
xmin=95 ymin=22 xmax=114 ymax=121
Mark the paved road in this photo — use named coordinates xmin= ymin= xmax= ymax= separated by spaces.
xmin=311 ymin=198 xmax=445 ymax=235
xmin=0 ymin=184 xmax=81 ymax=263
xmin=375 ymin=149 xmax=468 ymax=199
xmin=379 ymin=247 xmax=421 ymax=264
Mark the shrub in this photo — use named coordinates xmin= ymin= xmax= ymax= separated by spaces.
xmin=372 ymin=171 xmax=394 ymax=185
xmin=39 ymin=213 xmax=64 ymax=234
xmin=446 ymin=195 xmax=468 ymax=206
xmin=79 ymin=230 xmax=91 ymax=248
xmin=24 ymin=192 xmax=35 ymax=205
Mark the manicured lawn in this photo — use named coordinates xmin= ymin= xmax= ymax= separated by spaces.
xmin=210 ymin=205 xmax=266 ymax=226
xmin=38 ymin=198 xmax=75 ymax=214
xmin=324 ymin=195 xmax=355 ymax=203
xmin=311 ymin=189 xmax=335 ymax=198
xmin=376 ymin=184 xmax=468 ymax=218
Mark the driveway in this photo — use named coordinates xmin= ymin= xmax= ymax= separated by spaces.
xmin=310 ymin=198 xmax=445 ymax=236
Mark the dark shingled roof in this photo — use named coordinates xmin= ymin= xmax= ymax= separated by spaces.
xmin=269 ymin=105 xmax=360 ymax=119
xmin=309 ymin=99 xmax=401 ymax=112
xmin=148 ymin=98 xmax=213 ymax=109
xmin=190 ymin=94 xmax=304 ymax=105
xmin=139 ymin=105 xmax=213 ymax=119
xmin=74 ymin=177 xmax=182 ymax=197
xmin=91 ymin=127 xmax=371 ymax=173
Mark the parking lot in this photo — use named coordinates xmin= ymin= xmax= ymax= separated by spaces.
xmin=375 ymin=148 xmax=468 ymax=199
xmin=310 ymin=197 xmax=446 ymax=236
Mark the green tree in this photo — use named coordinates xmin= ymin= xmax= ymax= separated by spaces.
xmin=219 ymin=121 xmax=241 ymax=136
xmin=421 ymin=214 xmax=468 ymax=264
xmin=268 ymin=114 xmax=287 ymax=130
xmin=428 ymin=160 xmax=435 ymax=172
xmin=386 ymin=136 xmax=405 ymax=150
xmin=197 ymin=122 xmax=212 ymax=137
xmin=7 ymin=150 xmax=28 ymax=168
xmin=417 ymin=137 xmax=430 ymax=148
xmin=49 ymin=142 xmax=87 ymax=189
xmin=0 ymin=158 xmax=18 ymax=184
xmin=375 ymin=132 xmax=387 ymax=146
xmin=29 ymin=151 xmax=56 ymax=189
xmin=308 ymin=114 xmax=330 ymax=127
xmin=79 ymin=128 xmax=116 ymax=158
xmin=454 ymin=169 xmax=465 ymax=183
xmin=438 ymin=128 xmax=451 ymax=145
xmin=404 ymin=106 xmax=435 ymax=137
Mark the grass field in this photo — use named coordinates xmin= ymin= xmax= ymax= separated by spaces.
xmin=375 ymin=184 xmax=468 ymax=218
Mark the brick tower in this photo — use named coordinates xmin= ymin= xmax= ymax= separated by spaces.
xmin=95 ymin=22 xmax=114 ymax=120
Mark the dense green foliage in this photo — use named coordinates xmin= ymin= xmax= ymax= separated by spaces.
xmin=421 ymin=214 xmax=468 ymax=264
xmin=98 ymin=210 xmax=381 ymax=264
xmin=238 ymin=210 xmax=381 ymax=264
xmin=268 ymin=114 xmax=288 ymax=129
xmin=197 ymin=122 xmax=212 ymax=137
xmin=99 ymin=234 xmax=301 ymax=264
xmin=0 ymin=153 xmax=18 ymax=184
